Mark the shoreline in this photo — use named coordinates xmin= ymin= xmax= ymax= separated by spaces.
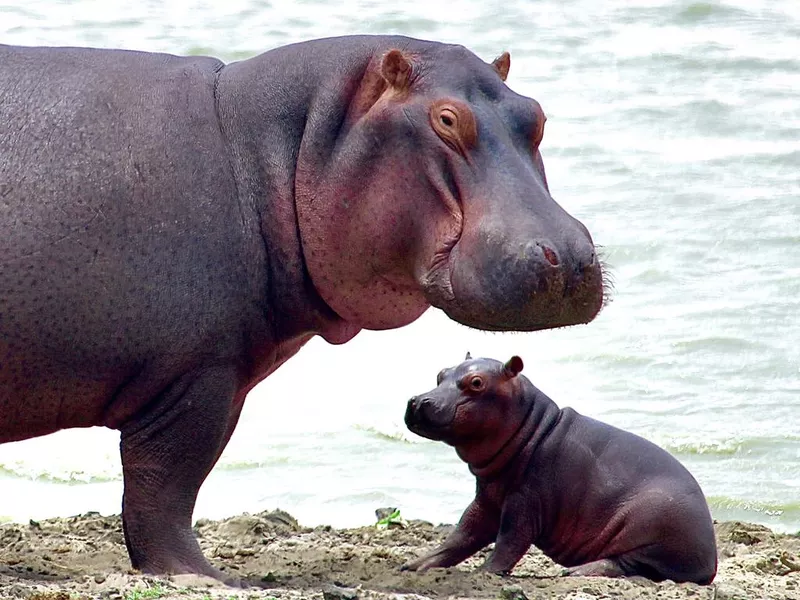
xmin=1 ymin=509 xmax=799 ymax=599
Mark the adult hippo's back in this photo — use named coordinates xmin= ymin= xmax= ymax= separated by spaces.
xmin=0 ymin=35 xmax=605 ymax=580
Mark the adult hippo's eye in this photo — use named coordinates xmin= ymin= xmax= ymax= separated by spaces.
xmin=437 ymin=369 xmax=447 ymax=385
xmin=469 ymin=376 xmax=484 ymax=391
xmin=439 ymin=109 xmax=456 ymax=128
xmin=430 ymin=99 xmax=477 ymax=157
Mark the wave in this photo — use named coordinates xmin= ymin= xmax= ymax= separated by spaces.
xmin=662 ymin=435 xmax=800 ymax=457
xmin=0 ymin=463 xmax=120 ymax=484
xmin=352 ymin=423 xmax=418 ymax=444
xmin=671 ymin=2 xmax=750 ymax=25
xmin=710 ymin=497 xmax=800 ymax=534
xmin=214 ymin=456 xmax=291 ymax=471
xmin=709 ymin=496 xmax=800 ymax=512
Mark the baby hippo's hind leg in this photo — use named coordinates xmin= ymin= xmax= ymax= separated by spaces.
xmin=562 ymin=558 xmax=628 ymax=578
xmin=622 ymin=487 xmax=718 ymax=584
xmin=563 ymin=554 xmax=673 ymax=581
xmin=566 ymin=487 xmax=718 ymax=584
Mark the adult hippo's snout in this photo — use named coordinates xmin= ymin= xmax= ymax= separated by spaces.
xmin=436 ymin=213 xmax=604 ymax=331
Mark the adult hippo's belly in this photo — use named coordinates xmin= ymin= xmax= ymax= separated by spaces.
xmin=0 ymin=35 xmax=606 ymax=581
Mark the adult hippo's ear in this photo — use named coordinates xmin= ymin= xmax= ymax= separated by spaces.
xmin=344 ymin=49 xmax=415 ymax=125
xmin=465 ymin=351 xmax=472 ymax=360
xmin=503 ymin=356 xmax=523 ymax=378
xmin=492 ymin=52 xmax=511 ymax=82
xmin=381 ymin=49 xmax=415 ymax=90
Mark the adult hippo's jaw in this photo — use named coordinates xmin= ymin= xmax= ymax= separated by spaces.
xmin=295 ymin=41 xmax=606 ymax=333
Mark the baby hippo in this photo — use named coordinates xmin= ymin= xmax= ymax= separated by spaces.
xmin=403 ymin=354 xmax=717 ymax=584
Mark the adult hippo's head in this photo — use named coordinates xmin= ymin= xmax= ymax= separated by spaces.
xmin=295 ymin=38 xmax=606 ymax=334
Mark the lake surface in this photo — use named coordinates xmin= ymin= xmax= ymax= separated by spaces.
xmin=1 ymin=0 xmax=798 ymax=533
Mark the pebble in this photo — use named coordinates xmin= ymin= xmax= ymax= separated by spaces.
xmin=322 ymin=583 xmax=359 ymax=600
xmin=499 ymin=583 xmax=528 ymax=600
xmin=713 ymin=583 xmax=749 ymax=600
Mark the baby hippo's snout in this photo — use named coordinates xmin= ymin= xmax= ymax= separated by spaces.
xmin=405 ymin=394 xmax=456 ymax=439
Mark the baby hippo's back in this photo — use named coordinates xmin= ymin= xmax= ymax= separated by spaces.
xmin=530 ymin=405 xmax=718 ymax=583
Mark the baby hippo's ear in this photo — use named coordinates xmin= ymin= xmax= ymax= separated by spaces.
xmin=504 ymin=356 xmax=524 ymax=378
xmin=464 ymin=351 xmax=472 ymax=360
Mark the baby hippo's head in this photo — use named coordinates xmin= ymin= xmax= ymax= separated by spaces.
xmin=405 ymin=353 xmax=527 ymax=460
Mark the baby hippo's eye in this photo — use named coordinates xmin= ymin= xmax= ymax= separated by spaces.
xmin=437 ymin=369 xmax=446 ymax=385
xmin=469 ymin=376 xmax=484 ymax=391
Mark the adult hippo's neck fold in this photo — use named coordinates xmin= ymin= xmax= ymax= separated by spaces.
xmin=212 ymin=40 xmax=386 ymax=347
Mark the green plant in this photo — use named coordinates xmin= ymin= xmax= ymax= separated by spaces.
xmin=124 ymin=584 xmax=170 ymax=600
xmin=375 ymin=508 xmax=408 ymax=530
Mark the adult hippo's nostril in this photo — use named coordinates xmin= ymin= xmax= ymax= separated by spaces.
xmin=538 ymin=243 xmax=560 ymax=267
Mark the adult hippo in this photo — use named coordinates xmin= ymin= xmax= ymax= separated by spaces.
xmin=0 ymin=35 xmax=605 ymax=580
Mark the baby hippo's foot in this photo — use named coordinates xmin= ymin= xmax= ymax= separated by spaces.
xmin=401 ymin=554 xmax=442 ymax=572
xmin=562 ymin=558 xmax=627 ymax=578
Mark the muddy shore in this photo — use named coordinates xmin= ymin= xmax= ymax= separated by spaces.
xmin=0 ymin=509 xmax=798 ymax=599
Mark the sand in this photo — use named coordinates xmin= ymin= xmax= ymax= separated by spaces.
xmin=0 ymin=509 xmax=798 ymax=600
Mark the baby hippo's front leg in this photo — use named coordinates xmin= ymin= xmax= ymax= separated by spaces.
xmin=480 ymin=492 xmax=537 ymax=575
xmin=402 ymin=499 xmax=499 ymax=571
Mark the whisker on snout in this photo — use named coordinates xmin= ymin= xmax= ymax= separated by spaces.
xmin=595 ymin=244 xmax=615 ymax=313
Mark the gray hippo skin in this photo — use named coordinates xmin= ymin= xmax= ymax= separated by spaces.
xmin=0 ymin=36 xmax=606 ymax=580
xmin=404 ymin=355 xmax=717 ymax=584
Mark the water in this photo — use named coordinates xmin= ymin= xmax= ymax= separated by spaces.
xmin=1 ymin=0 xmax=798 ymax=533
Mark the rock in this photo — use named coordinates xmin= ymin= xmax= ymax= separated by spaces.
xmin=170 ymin=574 xmax=220 ymax=588
xmin=499 ymin=583 xmax=528 ymax=600
xmin=375 ymin=508 xmax=398 ymax=521
xmin=780 ymin=551 xmax=800 ymax=572
xmin=322 ymin=584 xmax=359 ymax=600
xmin=713 ymin=583 xmax=749 ymax=600
xmin=716 ymin=521 xmax=771 ymax=545
xmin=214 ymin=546 xmax=236 ymax=559
xmin=94 ymin=574 xmax=106 ymax=584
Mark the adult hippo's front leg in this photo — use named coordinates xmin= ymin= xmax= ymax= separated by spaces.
xmin=118 ymin=365 xmax=242 ymax=580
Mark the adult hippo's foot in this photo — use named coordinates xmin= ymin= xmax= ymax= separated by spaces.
xmin=119 ymin=365 xmax=242 ymax=580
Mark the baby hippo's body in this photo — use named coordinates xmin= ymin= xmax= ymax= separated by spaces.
xmin=403 ymin=354 xmax=717 ymax=584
